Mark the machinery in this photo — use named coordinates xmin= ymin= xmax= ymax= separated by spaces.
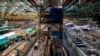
xmin=0 ymin=32 xmax=22 ymax=51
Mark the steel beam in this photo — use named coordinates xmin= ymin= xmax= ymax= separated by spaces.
xmin=62 ymin=0 xmax=70 ymax=7
xmin=28 ymin=0 xmax=38 ymax=8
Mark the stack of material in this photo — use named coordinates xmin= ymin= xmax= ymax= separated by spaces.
xmin=17 ymin=41 xmax=29 ymax=53
xmin=1 ymin=41 xmax=24 ymax=56
xmin=7 ymin=50 xmax=17 ymax=56
xmin=7 ymin=41 xmax=29 ymax=56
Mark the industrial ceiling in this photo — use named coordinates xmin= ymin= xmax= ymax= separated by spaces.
xmin=0 ymin=0 xmax=100 ymax=19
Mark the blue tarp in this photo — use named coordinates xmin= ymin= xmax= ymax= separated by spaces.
xmin=50 ymin=15 xmax=62 ymax=21
xmin=50 ymin=8 xmax=62 ymax=22
xmin=50 ymin=8 xmax=62 ymax=14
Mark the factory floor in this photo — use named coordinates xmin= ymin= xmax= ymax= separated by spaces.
xmin=25 ymin=32 xmax=78 ymax=56
xmin=1 ymin=27 xmax=100 ymax=56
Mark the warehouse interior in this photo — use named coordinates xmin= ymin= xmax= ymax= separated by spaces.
xmin=0 ymin=0 xmax=100 ymax=56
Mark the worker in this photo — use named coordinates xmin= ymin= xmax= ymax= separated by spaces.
xmin=34 ymin=42 xmax=39 ymax=50
xmin=15 ymin=48 xmax=20 ymax=56
xmin=92 ymin=37 xmax=96 ymax=42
